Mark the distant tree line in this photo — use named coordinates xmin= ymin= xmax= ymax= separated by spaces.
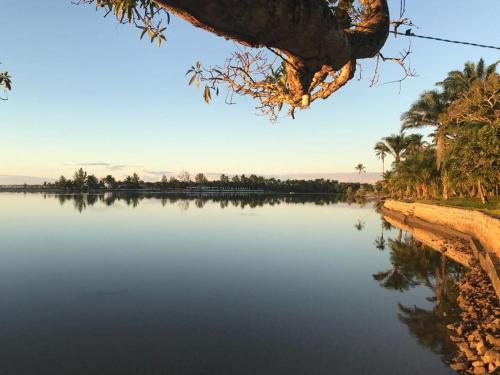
xmin=43 ymin=168 xmax=372 ymax=195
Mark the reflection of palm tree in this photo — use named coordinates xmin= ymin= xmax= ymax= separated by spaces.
xmin=374 ymin=236 xmax=386 ymax=251
xmin=374 ymin=218 xmax=386 ymax=251
xmin=354 ymin=220 xmax=365 ymax=231
xmin=373 ymin=236 xmax=440 ymax=291
xmin=373 ymin=267 xmax=417 ymax=291
xmin=397 ymin=301 xmax=459 ymax=363
xmin=397 ymin=260 xmax=462 ymax=363
xmin=397 ymin=228 xmax=402 ymax=242
xmin=381 ymin=217 xmax=393 ymax=231
xmin=373 ymin=232 xmax=465 ymax=364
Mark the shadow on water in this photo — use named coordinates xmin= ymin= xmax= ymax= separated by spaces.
xmin=372 ymin=228 xmax=466 ymax=367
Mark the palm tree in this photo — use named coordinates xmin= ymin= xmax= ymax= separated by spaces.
xmin=355 ymin=163 xmax=366 ymax=174
xmin=401 ymin=90 xmax=447 ymax=168
xmin=378 ymin=133 xmax=409 ymax=164
xmin=402 ymin=59 xmax=498 ymax=169
xmin=374 ymin=142 xmax=389 ymax=174
xmin=0 ymin=70 xmax=12 ymax=99
xmin=438 ymin=58 xmax=498 ymax=101
xmin=405 ymin=134 xmax=426 ymax=154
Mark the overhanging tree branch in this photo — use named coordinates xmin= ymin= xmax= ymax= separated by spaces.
xmin=79 ymin=0 xmax=390 ymax=118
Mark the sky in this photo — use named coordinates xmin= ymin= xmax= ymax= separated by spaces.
xmin=0 ymin=0 xmax=499 ymax=183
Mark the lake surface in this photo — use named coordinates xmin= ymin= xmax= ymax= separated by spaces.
xmin=0 ymin=193 xmax=462 ymax=375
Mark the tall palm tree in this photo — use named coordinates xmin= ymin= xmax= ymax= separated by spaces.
xmin=438 ymin=58 xmax=498 ymax=101
xmin=378 ymin=133 xmax=409 ymax=164
xmin=401 ymin=90 xmax=447 ymax=168
xmin=402 ymin=59 xmax=498 ymax=169
xmin=355 ymin=163 xmax=366 ymax=174
xmin=0 ymin=70 xmax=12 ymax=99
xmin=374 ymin=142 xmax=389 ymax=174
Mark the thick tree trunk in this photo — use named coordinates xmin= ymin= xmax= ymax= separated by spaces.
xmin=154 ymin=0 xmax=389 ymax=92
xmin=436 ymin=132 xmax=445 ymax=169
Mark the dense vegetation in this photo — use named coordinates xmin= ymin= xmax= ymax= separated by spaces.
xmin=24 ymin=169 xmax=374 ymax=195
xmin=375 ymin=59 xmax=499 ymax=204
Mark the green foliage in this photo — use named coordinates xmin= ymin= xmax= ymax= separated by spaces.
xmin=86 ymin=174 xmax=100 ymax=189
xmin=36 ymin=169 xmax=373 ymax=195
xmin=103 ymin=175 xmax=117 ymax=189
xmin=79 ymin=0 xmax=169 ymax=47
xmin=194 ymin=173 xmax=208 ymax=185
xmin=73 ymin=168 xmax=88 ymax=189
xmin=378 ymin=58 xmax=499 ymax=204
xmin=355 ymin=163 xmax=366 ymax=174
xmin=0 ymin=65 xmax=12 ymax=100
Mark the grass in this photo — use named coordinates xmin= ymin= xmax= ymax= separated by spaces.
xmin=415 ymin=197 xmax=500 ymax=216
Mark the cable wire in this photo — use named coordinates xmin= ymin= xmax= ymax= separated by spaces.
xmin=392 ymin=30 xmax=500 ymax=50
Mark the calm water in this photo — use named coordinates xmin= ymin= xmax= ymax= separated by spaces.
xmin=0 ymin=193 xmax=462 ymax=375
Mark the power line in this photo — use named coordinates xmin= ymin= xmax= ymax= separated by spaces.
xmin=392 ymin=30 xmax=500 ymax=50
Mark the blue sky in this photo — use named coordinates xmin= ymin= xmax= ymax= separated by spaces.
xmin=1 ymin=0 xmax=499 ymax=182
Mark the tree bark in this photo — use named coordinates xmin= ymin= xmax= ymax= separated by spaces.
xmin=153 ymin=0 xmax=389 ymax=91
xmin=442 ymin=172 xmax=449 ymax=200
xmin=422 ymin=184 xmax=429 ymax=199
xmin=477 ymin=180 xmax=488 ymax=204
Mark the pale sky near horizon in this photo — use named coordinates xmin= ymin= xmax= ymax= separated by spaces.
xmin=1 ymin=0 xmax=499 ymax=182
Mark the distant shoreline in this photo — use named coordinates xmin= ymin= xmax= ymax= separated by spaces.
xmin=0 ymin=187 xmax=333 ymax=195
xmin=0 ymin=188 xmax=381 ymax=200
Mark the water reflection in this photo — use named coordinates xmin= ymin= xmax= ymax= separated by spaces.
xmin=0 ymin=193 xmax=460 ymax=375
xmin=374 ymin=218 xmax=391 ymax=251
xmin=354 ymin=219 xmax=365 ymax=231
xmin=53 ymin=192 xmax=348 ymax=212
xmin=373 ymin=231 xmax=465 ymax=365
